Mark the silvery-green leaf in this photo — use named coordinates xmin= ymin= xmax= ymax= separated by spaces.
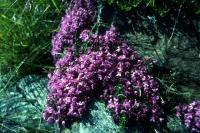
xmin=167 ymin=116 xmax=188 ymax=133
xmin=0 ymin=75 xmax=54 ymax=133
xmin=64 ymin=102 xmax=120 ymax=133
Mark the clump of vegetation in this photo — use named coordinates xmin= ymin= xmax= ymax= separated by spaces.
xmin=0 ymin=0 xmax=67 ymax=89
xmin=107 ymin=0 xmax=200 ymax=16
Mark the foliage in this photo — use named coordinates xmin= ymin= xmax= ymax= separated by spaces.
xmin=0 ymin=75 xmax=57 ymax=132
xmin=64 ymin=102 xmax=120 ymax=133
xmin=0 ymin=0 xmax=67 ymax=88
xmin=106 ymin=0 xmax=200 ymax=16
xmin=167 ymin=117 xmax=188 ymax=133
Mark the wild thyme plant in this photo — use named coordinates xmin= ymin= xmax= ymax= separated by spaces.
xmin=44 ymin=0 xmax=164 ymax=128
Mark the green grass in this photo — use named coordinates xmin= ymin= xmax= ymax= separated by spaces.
xmin=0 ymin=1 xmax=68 ymax=130
xmin=0 ymin=0 xmax=68 ymax=91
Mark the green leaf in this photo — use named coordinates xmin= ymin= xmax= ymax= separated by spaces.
xmin=167 ymin=116 xmax=189 ymax=133
xmin=195 ymin=6 xmax=200 ymax=14
xmin=119 ymin=4 xmax=132 ymax=12
xmin=132 ymin=0 xmax=142 ymax=7
xmin=107 ymin=0 xmax=115 ymax=5
xmin=119 ymin=115 xmax=126 ymax=131
xmin=0 ymin=75 xmax=55 ymax=133
xmin=65 ymin=102 xmax=120 ymax=133
xmin=146 ymin=0 xmax=155 ymax=7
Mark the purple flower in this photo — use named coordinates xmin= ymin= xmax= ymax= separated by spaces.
xmin=103 ymin=27 xmax=118 ymax=44
xmin=176 ymin=100 xmax=200 ymax=132
xmin=80 ymin=30 xmax=90 ymax=41
xmin=44 ymin=31 xmax=164 ymax=126
xmin=51 ymin=0 xmax=96 ymax=60
xmin=43 ymin=0 xmax=164 ymax=128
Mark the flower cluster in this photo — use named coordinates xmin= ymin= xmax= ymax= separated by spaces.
xmin=176 ymin=101 xmax=200 ymax=133
xmin=79 ymin=27 xmax=118 ymax=45
xmin=51 ymin=0 xmax=96 ymax=59
xmin=43 ymin=0 xmax=164 ymax=128
xmin=79 ymin=28 xmax=164 ymax=123
xmin=43 ymin=27 xmax=164 ymax=127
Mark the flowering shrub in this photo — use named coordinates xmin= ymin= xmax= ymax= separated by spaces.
xmin=176 ymin=101 xmax=200 ymax=133
xmin=43 ymin=0 xmax=164 ymax=128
